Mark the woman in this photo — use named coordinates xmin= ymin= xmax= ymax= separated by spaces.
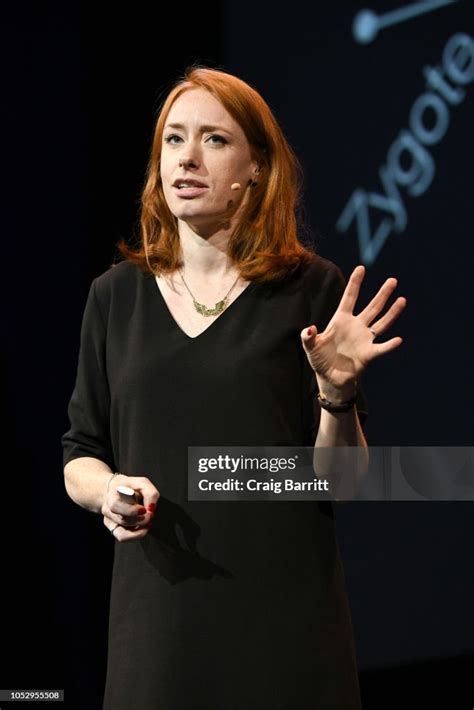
xmin=62 ymin=65 xmax=405 ymax=709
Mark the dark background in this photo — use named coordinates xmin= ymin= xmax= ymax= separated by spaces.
xmin=5 ymin=0 xmax=473 ymax=707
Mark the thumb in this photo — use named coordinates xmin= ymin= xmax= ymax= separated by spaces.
xmin=300 ymin=324 xmax=318 ymax=348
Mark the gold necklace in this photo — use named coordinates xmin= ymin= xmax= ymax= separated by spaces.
xmin=178 ymin=268 xmax=241 ymax=317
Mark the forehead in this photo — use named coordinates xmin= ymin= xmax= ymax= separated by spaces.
xmin=165 ymin=88 xmax=241 ymax=133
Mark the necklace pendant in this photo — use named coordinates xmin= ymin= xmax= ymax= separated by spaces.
xmin=193 ymin=298 xmax=227 ymax=317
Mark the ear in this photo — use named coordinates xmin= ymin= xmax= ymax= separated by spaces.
xmin=247 ymin=161 xmax=260 ymax=187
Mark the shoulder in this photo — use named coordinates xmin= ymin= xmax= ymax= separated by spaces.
xmin=94 ymin=259 xmax=143 ymax=288
xmin=297 ymin=255 xmax=345 ymax=290
xmin=299 ymin=256 xmax=348 ymax=328
xmin=93 ymin=259 xmax=146 ymax=294
xmin=91 ymin=260 xmax=148 ymax=315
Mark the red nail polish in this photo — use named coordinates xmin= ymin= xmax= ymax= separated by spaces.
xmin=137 ymin=506 xmax=146 ymax=514
xmin=307 ymin=327 xmax=313 ymax=336
xmin=148 ymin=503 xmax=156 ymax=513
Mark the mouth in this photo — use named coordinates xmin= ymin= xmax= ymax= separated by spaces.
xmin=173 ymin=178 xmax=208 ymax=188
xmin=172 ymin=179 xmax=209 ymax=198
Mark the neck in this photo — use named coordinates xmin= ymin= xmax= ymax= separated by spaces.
xmin=177 ymin=220 xmax=238 ymax=278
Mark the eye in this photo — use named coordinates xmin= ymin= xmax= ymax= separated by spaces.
xmin=164 ymin=134 xmax=182 ymax=144
xmin=163 ymin=134 xmax=227 ymax=145
xmin=206 ymin=134 xmax=227 ymax=145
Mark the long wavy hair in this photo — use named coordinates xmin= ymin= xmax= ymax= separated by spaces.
xmin=115 ymin=64 xmax=318 ymax=282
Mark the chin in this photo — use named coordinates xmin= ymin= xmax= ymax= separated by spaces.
xmin=173 ymin=207 xmax=210 ymax=221
xmin=167 ymin=197 xmax=238 ymax=226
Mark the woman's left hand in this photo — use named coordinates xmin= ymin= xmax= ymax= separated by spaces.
xmin=300 ymin=265 xmax=406 ymax=398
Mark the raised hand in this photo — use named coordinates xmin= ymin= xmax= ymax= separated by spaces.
xmin=300 ymin=265 xmax=406 ymax=398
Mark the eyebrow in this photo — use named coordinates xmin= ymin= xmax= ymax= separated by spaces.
xmin=164 ymin=122 xmax=232 ymax=134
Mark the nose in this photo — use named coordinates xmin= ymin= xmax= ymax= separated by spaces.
xmin=179 ymin=155 xmax=198 ymax=169
xmin=176 ymin=134 xmax=202 ymax=170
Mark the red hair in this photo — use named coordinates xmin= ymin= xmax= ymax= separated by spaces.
xmin=115 ymin=64 xmax=318 ymax=282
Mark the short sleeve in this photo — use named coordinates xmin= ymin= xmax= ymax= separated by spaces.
xmin=61 ymin=279 xmax=116 ymax=471
xmin=302 ymin=261 xmax=369 ymax=445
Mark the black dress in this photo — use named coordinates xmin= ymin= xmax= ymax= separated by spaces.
xmin=62 ymin=256 xmax=368 ymax=710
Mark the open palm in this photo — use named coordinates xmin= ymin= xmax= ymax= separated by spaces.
xmin=301 ymin=265 xmax=406 ymax=391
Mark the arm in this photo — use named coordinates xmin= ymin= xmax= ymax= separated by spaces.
xmin=301 ymin=264 xmax=406 ymax=498
xmin=61 ymin=278 xmax=158 ymax=539
xmin=64 ymin=456 xmax=158 ymax=537
xmin=316 ymin=407 xmax=367 ymax=448
xmin=314 ymin=381 xmax=367 ymax=449
xmin=64 ymin=456 xmax=116 ymax=515
xmin=312 ymin=378 xmax=369 ymax=500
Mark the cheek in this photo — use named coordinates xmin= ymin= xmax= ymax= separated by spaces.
xmin=160 ymin=160 xmax=172 ymax=192
xmin=160 ymin=153 xmax=172 ymax=178
xmin=217 ymin=163 xmax=244 ymax=189
xmin=160 ymin=181 xmax=175 ymax=208
xmin=164 ymin=190 xmax=178 ymax=213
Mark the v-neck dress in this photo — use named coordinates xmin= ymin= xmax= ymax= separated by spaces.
xmin=61 ymin=256 xmax=368 ymax=710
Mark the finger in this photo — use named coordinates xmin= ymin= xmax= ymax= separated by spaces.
xmin=113 ymin=524 xmax=152 ymax=542
xmin=121 ymin=512 xmax=148 ymax=526
xmin=106 ymin=476 xmax=160 ymax=524
xmin=114 ymin=493 xmax=145 ymax=511
xmin=111 ymin=498 xmax=147 ymax=519
xmin=142 ymin=488 xmax=160 ymax=516
xmin=357 ymin=277 xmax=399 ymax=324
xmin=369 ymin=297 xmax=407 ymax=335
xmin=104 ymin=517 xmax=116 ymax=533
xmin=300 ymin=325 xmax=318 ymax=345
xmin=370 ymin=337 xmax=404 ymax=358
xmin=108 ymin=513 xmax=147 ymax=530
xmin=120 ymin=476 xmax=161 ymax=516
xmin=337 ymin=265 xmax=366 ymax=315
xmin=104 ymin=516 xmax=151 ymax=535
xmin=106 ymin=497 xmax=147 ymax=527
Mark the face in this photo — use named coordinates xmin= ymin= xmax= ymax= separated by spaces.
xmin=160 ymin=87 xmax=259 ymax=233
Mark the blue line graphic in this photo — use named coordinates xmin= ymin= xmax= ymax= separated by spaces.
xmin=353 ymin=0 xmax=461 ymax=44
